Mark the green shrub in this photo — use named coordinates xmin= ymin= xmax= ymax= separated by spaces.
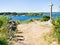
xmin=52 ymin=17 xmax=60 ymax=44
xmin=40 ymin=15 xmax=50 ymax=21
xmin=0 ymin=16 xmax=10 ymax=38
xmin=0 ymin=16 xmax=9 ymax=26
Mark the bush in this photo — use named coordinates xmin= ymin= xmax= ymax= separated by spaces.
xmin=40 ymin=15 xmax=50 ymax=21
xmin=0 ymin=16 xmax=9 ymax=37
xmin=0 ymin=16 xmax=9 ymax=26
xmin=52 ymin=17 xmax=60 ymax=44
xmin=0 ymin=16 xmax=10 ymax=45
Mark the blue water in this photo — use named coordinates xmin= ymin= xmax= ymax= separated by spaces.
xmin=6 ymin=16 xmax=42 ymax=21
xmin=6 ymin=12 xmax=60 ymax=21
xmin=43 ymin=12 xmax=60 ymax=18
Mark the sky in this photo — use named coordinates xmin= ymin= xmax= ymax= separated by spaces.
xmin=0 ymin=0 xmax=60 ymax=12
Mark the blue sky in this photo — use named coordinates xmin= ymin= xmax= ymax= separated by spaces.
xmin=0 ymin=0 xmax=60 ymax=12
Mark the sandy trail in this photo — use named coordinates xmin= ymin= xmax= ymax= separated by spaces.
xmin=16 ymin=21 xmax=54 ymax=45
xmin=10 ymin=21 xmax=58 ymax=45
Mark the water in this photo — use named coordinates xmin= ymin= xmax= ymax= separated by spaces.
xmin=6 ymin=16 xmax=42 ymax=21
xmin=6 ymin=12 xmax=60 ymax=21
xmin=43 ymin=12 xmax=60 ymax=18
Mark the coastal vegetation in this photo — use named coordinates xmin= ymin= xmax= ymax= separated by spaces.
xmin=40 ymin=15 xmax=50 ymax=21
xmin=0 ymin=16 xmax=10 ymax=45
xmin=52 ymin=17 xmax=60 ymax=44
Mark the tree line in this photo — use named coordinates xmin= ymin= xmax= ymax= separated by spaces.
xmin=0 ymin=12 xmax=43 ymax=16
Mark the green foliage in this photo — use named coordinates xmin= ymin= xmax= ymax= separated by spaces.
xmin=0 ymin=35 xmax=8 ymax=45
xmin=0 ymin=16 xmax=8 ymax=25
xmin=40 ymin=15 xmax=50 ymax=21
xmin=0 ymin=16 xmax=9 ymax=32
xmin=0 ymin=12 xmax=42 ymax=16
xmin=0 ymin=16 xmax=8 ymax=22
xmin=0 ymin=16 xmax=10 ymax=45
xmin=52 ymin=17 xmax=60 ymax=44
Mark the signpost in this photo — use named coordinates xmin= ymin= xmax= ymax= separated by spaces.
xmin=49 ymin=3 xmax=53 ymax=22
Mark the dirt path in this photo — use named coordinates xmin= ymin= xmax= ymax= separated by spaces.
xmin=11 ymin=21 xmax=58 ymax=45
